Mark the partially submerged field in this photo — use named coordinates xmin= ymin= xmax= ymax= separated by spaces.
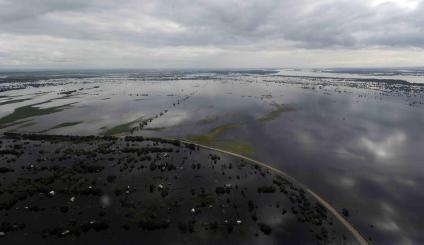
xmin=1 ymin=70 xmax=424 ymax=244
xmin=0 ymin=133 xmax=357 ymax=244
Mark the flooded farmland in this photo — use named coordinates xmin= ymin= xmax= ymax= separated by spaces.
xmin=1 ymin=69 xmax=424 ymax=244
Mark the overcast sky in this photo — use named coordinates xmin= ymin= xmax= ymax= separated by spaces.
xmin=0 ymin=0 xmax=423 ymax=69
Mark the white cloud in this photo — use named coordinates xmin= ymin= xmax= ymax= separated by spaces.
xmin=0 ymin=0 xmax=423 ymax=68
xmin=360 ymin=131 xmax=406 ymax=160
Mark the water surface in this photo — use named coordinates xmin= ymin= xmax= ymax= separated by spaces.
xmin=1 ymin=69 xmax=424 ymax=244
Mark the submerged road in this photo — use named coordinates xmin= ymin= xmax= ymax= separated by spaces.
xmin=177 ymin=139 xmax=370 ymax=245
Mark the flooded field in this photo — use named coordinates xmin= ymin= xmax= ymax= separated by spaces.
xmin=0 ymin=133 xmax=357 ymax=244
xmin=1 ymin=69 xmax=424 ymax=244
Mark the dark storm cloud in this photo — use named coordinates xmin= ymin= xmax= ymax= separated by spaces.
xmin=0 ymin=0 xmax=423 ymax=49
xmin=0 ymin=0 xmax=423 ymax=68
xmin=0 ymin=0 xmax=424 ymax=48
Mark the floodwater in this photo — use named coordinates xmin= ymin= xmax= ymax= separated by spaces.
xmin=0 ymin=135 xmax=357 ymax=244
xmin=277 ymin=68 xmax=424 ymax=84
xmin=1 ymin=69 xmax=424 ymax=244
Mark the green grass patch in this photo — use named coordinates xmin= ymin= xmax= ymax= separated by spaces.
xmin=0 ymin=98 xmax=32 ymax=106
xmin=0 ymin=103 xmax=75 ymax=128
xmin=211 ymin=140 xmax=255 ymax=155
xmin=50 ymin=121 xmax=83 ymax=129
xmin=39 ymin=121 xmax=83 ymax=133
xmin=189 ymin=123 xmax=255 ymax=155
xmin=143 ymin=127 xmax=167 ymax=131
xmin=102 ymin=119 xmax=139 ymax=136
xmin=257 ymin=104 xmax=295 ymax=122
xmin=190 ymin=124 xmax=240 ymax=144
xmin=12 ymin=121 xmax=37 ymax=130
